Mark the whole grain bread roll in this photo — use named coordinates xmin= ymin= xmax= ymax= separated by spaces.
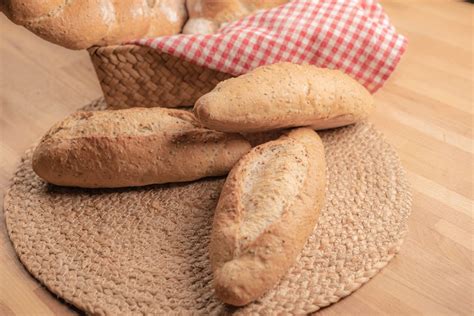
xmin=1 ymin=0 xmax=187 ymax=49
xmin=32 ymin=108 xmax=251 ymax=188
xmin=194 ymin=62 xmax=374 ymax=133
xmin=209 ymin=127 xmax=326 ymax=306
xmin=183 ymin=0 xmax=288 ymax=34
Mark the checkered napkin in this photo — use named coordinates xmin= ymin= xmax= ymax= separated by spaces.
xmin=136 ymin=0 xmax=406 ymax=92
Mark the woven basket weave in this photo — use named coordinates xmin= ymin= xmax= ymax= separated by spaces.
xmin=89 ymin=45 xmax=232 ymax=108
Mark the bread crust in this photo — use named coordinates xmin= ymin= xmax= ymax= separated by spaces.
xmin=1 ymin=0 xmax=187 ymax=49
xmin=194 ymin=62 xmax=374 ymax=133
xmin=209 ymin=127 xmax=326 ymax=306
xmin=32 ymin=108 xmax=251 ymax=188
xmin=183 ymin=0 xmax=287 ymax=34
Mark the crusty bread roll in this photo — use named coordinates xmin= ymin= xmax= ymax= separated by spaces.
xmin=32 ymin=108 xmax=251 ymax=188
xmin=209 ymin=127 xmax=326 ymax=306
xmin=194 ymin=62 xmax=374 ymax=133
xmin=1 ymin=0 xmax=187 ymax=49
xmin=183 ymin=0 xmax=288 ymax=34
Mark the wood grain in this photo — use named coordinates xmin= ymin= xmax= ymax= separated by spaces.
xmin=0 ymin=1 xmax=472 ymax=314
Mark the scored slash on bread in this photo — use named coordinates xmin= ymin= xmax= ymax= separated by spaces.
xmin=32 ymin=107 xmax=251 ymax=188
xmin=194 ymin=62 xmax=374 ymax=133
xmin=210 ymin=127 xmax=326 ymax=306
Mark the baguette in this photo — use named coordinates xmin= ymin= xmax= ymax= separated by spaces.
xmin=183 ymin=0 xmax=288 ymax=34
xmin=32 ymin=108 xmax=251 ymax=188
xmin=194 ymin=62 xmax=374 ymax=133
xmin=1 ymin=0 xmax=187 ymax=49
xmin=209 ymin=127 xmax=326 ymax=306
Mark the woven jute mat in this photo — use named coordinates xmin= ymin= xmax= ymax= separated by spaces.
xmin=4 ymin=99 xmax=411 ymax=315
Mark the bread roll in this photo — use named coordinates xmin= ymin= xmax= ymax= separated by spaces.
xmin=32 ymin=108 xmax=251 ymax=188
xmin=183 ymin=0 xmax=288 ymax=34
xmin=210 ymin=127 xmax=326 ymax=306
xmin=1 ymin=0 xmax=187 ymax=49
xmin=194 ymin=62 xmax=374 ymax=133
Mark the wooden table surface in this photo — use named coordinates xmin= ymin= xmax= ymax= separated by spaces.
xmin=0 ymin=1 xmax=472 ymax=315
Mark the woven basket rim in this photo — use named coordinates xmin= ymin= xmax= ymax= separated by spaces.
xmin=88 ymin=44 xmax=152 ymax=55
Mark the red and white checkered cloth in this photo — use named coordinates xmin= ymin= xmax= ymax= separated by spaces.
xmin=135 ymin=0 xmax=406 ymax=93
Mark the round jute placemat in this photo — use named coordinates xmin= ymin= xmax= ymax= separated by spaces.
xmin=4 ymin=99 xmax=411 ymax=315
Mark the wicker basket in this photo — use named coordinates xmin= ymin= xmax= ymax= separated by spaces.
xmin=88 ymin=45 xmax=233 ymax=108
